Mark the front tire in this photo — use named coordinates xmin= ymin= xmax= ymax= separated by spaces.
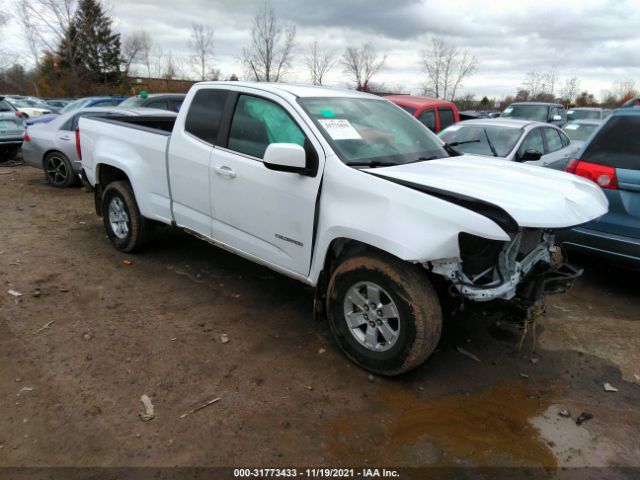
xmin=43 ymin=152 xmax=77 ymax=188
xmin=101 ymin=181 xmax=150 ymax=252
xmin=326 ymin=252 xmax=442 ymax=376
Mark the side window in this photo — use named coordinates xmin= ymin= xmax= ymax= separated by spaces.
xmin=560 ymin=130 xmax=570 ymax=147
xmin=438 ymin=107 xmax=455 ymax=130
xmin=543 ymin=127 xmax=563 ymax=153
xmin=184 ymin=89 xmax=229 ymax=144
xmin=172 ymin=101 xmax=183 ymax=112
xmin=518 ymin=128 xmax=544 ymax=157
xmin=148 ymin=101 xmax=169 ymax=110
xmin=61 ymin=115 xmax=76 ymax=131
xmin=227 ymin=95 xmax=305 ymax=159
xmin=418 ymin=109 xmax=436 ymax=131
xmin=93 ymin=100 xmax=114 ymax=107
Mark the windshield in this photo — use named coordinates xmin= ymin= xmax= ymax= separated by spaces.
xmin=438 ymin=124 xmax=522 ymax=157
xmin=119 ymin=97 xmax=146 ymax=107
xmin=563 ymin=123 xmax=598 ymax=142
xmin=0 ymin=100 xmax=15 ymax=112
xmin=502 ymin=104 xmax=549 ymax=122
xmin=567 ymin=109 xmax=600 ymax=120
xmin=298 ymin=97 xmax=448 ymax=166
xmin=61 ymin=98 xmax=90 ymax=113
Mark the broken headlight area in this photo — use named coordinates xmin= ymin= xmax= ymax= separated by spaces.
xmin=428 ymin=229 xmax=581 ymax=304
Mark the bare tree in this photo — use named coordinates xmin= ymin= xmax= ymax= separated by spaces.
xmin=543 ymin=68 xmax=559 ymax=96
xmin=341 ymin=44 xmax=386 ymax=92
xmin=522 ymin=71 xmax=546 ymax=98
xmin=189 ymin=22 xmax=215 ymax=81
xmin=560 ymin=76 xmax=581 ymax=104
xmin=14 ymin=1 xmax=41 ymax=69
xmin=163 ymin=49 xmax=184 ymax=80
xmin=420 ymin=37 xmax=477 ymax=101
xmin=241 ymin=2 xmax=296 ymax=82
xmin=19 ymin=0 xmax=77 ymax=53
xmin=122 ymin=32 xmax=150 ymax=76
xmin=138 ymin=32 xmax=153 ymax=77
xmin=305 ymin=41 xmax=336 ymax=86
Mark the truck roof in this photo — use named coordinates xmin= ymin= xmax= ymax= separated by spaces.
xmin=195 ymin=81 xmax=379 ymax=99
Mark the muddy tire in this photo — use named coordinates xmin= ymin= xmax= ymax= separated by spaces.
xmin=101 ymin=180 xmax=150 ymax=252
xmin=326 ymin=252 xmax=442 ymax=376
xmin=43 ymin=152 xmax=78 ymax=188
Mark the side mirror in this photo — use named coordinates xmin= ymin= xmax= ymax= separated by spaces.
xmin=263 ymin=143 xmax=307 ymax=173
xmin=520 ymin=149 xmax=543 ymax=161
xmin=552 ymin=114 xmax=562 ymax=121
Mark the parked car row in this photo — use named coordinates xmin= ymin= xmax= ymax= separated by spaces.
xmin=0 ymin=92 xmax=187 ymax=162
xmin=6 ymin=80 xmax=638 ymax=373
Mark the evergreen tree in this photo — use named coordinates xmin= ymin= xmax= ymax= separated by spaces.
xmin=73 ymin=0 xmax=121 ymax=85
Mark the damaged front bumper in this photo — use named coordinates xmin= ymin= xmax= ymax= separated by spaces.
xmin=428 ymin=230 xmax=582 ymax=304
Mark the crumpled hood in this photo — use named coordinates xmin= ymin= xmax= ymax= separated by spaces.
xmin=367 ymin=155 xmax=608 ymax=229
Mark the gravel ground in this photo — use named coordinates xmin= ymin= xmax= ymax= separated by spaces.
xmin=1 ymin=164 xmax=639 ymax=477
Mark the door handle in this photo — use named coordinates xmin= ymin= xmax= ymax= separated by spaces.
xmin=214 ymin=165 xmax=237 ymax=179
xmin=59 ymin=135 xmax=70 ymax=141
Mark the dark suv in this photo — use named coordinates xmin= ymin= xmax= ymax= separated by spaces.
xmin=557 ymin=108 xmax=640 ymax=266
xmin=501 ymin=102 xmax=567 ymax=127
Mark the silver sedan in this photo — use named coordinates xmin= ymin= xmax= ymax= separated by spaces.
xmin=22 ymin=107 xmax=176 ymax=187
xmin=438 ymin=118 xmax=580 ymax=169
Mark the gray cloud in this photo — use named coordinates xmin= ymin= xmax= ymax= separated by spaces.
xmin=3 ymin=0 xmax=639 ymax=98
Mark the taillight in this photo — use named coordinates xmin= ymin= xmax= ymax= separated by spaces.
xmin=567 ymin=159 xmax=618 ymax=190
xmin=75 ymin=128 xmax=82 ymax=159
xmin=23 ymin=128 xmax=30 ymax=142
xmin=565 ymin=158 xmax=578 ymax=174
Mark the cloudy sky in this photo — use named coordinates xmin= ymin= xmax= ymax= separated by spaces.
xmin=3 ymin=0 xmax=639 ymax=98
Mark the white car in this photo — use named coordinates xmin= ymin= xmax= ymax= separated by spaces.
xmin=438 ymin=118 xmax=579 ymax=168
xmin=5 ymin=97 xmax=52 ymax=118
xmin=79 ymin=82 xmax=608 ymax=375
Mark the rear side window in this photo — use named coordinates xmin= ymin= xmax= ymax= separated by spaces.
xmin=438 ymin=107 xmax=455 ymax=130
xmin=582 ymin=115 xmax=640 ymax=170
xmin=185 ymin=89 xmax=229 ymax=144
xmin=399 ymin=105 xmax=416 ymax=115
xmin=418 ymin=109 xmax=436 ymax=131
xmin=228 ymin=95 xmax=305 ymax=159
xmin=543 ymin=128 xmax=563 ymax=153
xmin=148 ymin=101 xmax=169 ymax=110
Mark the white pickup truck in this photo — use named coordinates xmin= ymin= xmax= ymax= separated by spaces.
xmin=79 ymin=82 xmax=607 ymax=375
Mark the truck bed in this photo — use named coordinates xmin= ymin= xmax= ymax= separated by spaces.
xmin=79 ymin=114 xmax=177 ymax=224
xmin=91 ymin=114 xmax=177 ymax=134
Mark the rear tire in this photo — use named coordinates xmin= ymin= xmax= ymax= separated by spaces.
xmin=43 ymin=152 xmax=77 ymax=188
xmin=0 ymin=145 xmax=20 ymax=163
xmin=326 ymin=252 xmax=442 ymax=376
xmin=101 ymin=181 xmax=150 ymax=252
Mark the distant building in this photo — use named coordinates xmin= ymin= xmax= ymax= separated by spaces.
xmin=126 ymin=76 xmax=197 ymax=94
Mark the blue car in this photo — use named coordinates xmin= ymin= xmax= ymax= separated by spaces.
xmin=557 ymin=108 xmax=640 ymax=266
xmin=24 ymin=96 xmax=126 ymax=126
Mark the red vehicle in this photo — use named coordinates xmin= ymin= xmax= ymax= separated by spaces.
xmin=386 ymin=95 xmax=460 ymax=133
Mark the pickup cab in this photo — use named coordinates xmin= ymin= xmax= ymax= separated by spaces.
xmin=79 ymin=82 xmax=608 ymax=375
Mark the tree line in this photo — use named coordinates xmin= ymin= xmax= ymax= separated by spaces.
xmin=0 ymin=0 xmax=636 ymax=108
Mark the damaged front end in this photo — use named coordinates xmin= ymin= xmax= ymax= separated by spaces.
xmin=428 ymin=229 xmax=582 ymax=315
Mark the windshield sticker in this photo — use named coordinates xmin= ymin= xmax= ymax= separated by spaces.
xmin=565 ymin=124 xmax=580 ymax=130
xmin=567 ymin=110 xmax=575 ymax=114
xmin=503 ymin=107 xmax=513 ymax=113
xmin=319 ymin=109 xmax=336 ymax=118
xmin=318 ymin=119 xmax=362 ymax=140
xmin=444 ymin=125 xmax=461 ymax=132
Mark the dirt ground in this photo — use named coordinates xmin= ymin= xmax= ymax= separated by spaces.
xmin=1 ymin=164 xmax=639 ymax=477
